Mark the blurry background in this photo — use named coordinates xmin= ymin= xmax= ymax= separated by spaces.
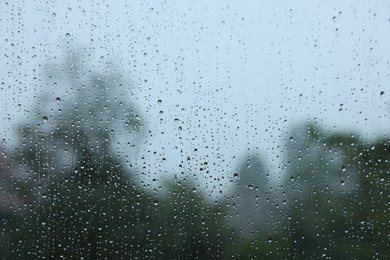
xmin=0 ymin=0 xmax=389 ymax=258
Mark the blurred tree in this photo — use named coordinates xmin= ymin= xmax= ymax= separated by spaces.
xmin=326 ymin=133 xmax=390 ymax=259
xmin=0 ymin=146 xmax=29 ymax=259
xmin=2 ymin=47 xmax=388 ymax=258
xmin=154 ymin=179 xmax=228 ymax=259
xmin=6 ymin=48 xmax=156 ymax=258
xmin=281 ymin=123 xmax=389 ymax=259
xmin=4 ymin=48 xmax=234 ymax=259
xmin=281 ymin=124 xmax=351 ymax=258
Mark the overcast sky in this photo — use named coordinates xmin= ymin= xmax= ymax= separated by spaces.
xmin=1 ymin=0 xmax=389 ymax=196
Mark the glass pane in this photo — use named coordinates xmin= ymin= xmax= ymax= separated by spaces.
xmin=1 ymin=1 xmax=389 ymax=258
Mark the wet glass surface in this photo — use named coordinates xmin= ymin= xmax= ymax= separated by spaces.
xmin=1 ymin=1 xmax=389 ymax=258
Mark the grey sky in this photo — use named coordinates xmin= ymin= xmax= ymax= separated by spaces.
xmin=1 ymin=0 xmax=389 ymax=197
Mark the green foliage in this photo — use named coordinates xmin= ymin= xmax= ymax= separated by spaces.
xmin=153 ymin=180 xmax=228 ymax=259
xmin=1 ymin=50 xmax=388 ymax=258
xmin=5 ymin=49 xmax=156 ymax=259
xmin=3 ymin=50 xmax=229 ymax=259
xmin=281 ymin=123 xmax=389 ymax=259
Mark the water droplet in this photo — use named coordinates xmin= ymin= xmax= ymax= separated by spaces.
xmin=42 ymin=116 xmax=48 ymax=122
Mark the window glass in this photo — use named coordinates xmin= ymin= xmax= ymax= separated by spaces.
xmin=1 ymin=1 xmax=389 ymax=258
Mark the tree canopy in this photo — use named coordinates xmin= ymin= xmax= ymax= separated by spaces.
xmin=1 ymin=51 xmax=388 ymax=259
